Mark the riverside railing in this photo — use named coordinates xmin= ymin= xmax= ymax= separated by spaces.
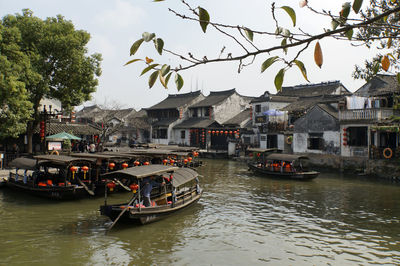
xmin=339 ymin=108 xmax=395 ymax=121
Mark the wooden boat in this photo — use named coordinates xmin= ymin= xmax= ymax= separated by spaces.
xmin=7 ymin=156 xmax=99 ymax=200
xmin=100 ymin=165 xmax=202 ymax=226
xmin=248 ymin=153 xmax=319 ymax=180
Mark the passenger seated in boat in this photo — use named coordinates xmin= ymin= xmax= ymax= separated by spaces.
xmin=141 ymin=175 xmax=165 ymax=207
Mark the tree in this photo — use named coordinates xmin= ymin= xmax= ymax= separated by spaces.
xmin=126 ymin=0 xmax=400 ymax=90
xmin=1 ymin=9 xmax=102 ymax=152
xmin=0 ymin=23 xmax=38 ymax=139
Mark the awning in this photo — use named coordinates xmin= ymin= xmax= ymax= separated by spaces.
xmin=9 ymin=157 xmax=37 ymax=170
xmin=101 ymin=165 xmax=179 ymax=179
xmin=46 ymin=132 xmax=81 ymax=141
xmin=168 ymin=167 xmax=199 ymax=187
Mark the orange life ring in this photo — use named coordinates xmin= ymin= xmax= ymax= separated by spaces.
xmin=50 ymin=150 xmax=59 ymax=156
xmin=383 ymin=148 xmax=393 ymax=159
xmin=286 ymin=136 xmax=293 ymax=145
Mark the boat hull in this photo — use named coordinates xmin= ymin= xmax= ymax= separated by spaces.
xmin=248 ymin=163 xmax=319 ymax=180
xmin=101 ymin=191 xmax=202 ymax=225
xmin=5 ymin=179 xmax=90 ymax=200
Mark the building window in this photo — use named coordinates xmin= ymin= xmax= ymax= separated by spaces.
xmin=308 ymin=133 xmax=323 ymax=150
xmin=154 ymin=128 xmax=168 ymax=139
xmin=347 ymin=127 xmax=367 ymax=146
xmin=192 ymin=108 xmax=198 ymax=117
xmin=255 ymin=104 xmax=261 ymax=113
xmin=181 ymin=130 xmax=185 ymax=139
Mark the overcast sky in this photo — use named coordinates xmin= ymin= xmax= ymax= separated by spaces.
xmin=0 ymin=0 xmax=380 ymax=110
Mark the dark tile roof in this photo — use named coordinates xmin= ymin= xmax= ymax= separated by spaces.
xmin=152 ymin=118 xmax=179 ymax=127
xmin=174 ymin=118 xmax=221 ymax=129
xmin=251 ymin=93 xmax=298 ymax=103
xmin=282 ymin=95 xmax=344 ymax=112
xmin=147 ymin=91 xmax=203 ymax=110
xmin=316 ymin=104 xmax=339 ymax=120
xmin=190 ymin=89 xmax=237 ymax=108
xmin=277 ymin=81 xmax=350 ymax=97
xmin=35 ymin=122 xmax=101 ymax=135
xmin=223 ymin=109 xmax=251 ymax=126
xmin=354 ymin=74 xmax=400 ymax=97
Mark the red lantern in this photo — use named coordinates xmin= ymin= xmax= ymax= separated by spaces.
xmin=81 ymin=165 xmax=89 ymax=179
xmin=70 ymin=166 xmax=78 ymax=173
xmin=122 ymin=163 xmax=128 ymax=169
xmin=343 ymin=132 xmax=347 ymax=136
xmin=225 ymin=131 xmax=228 ymax=135
xmin=170 ymin=159 xmax=175 ymax=165
xmin=188 ymin=157 xmax=193 ymax=162
xmin=163 ymin=159 xmax=168 ymax=165
xmin=107 ymin=182 xmax=116 ymax=192
xmin=109 ymin=162 xmax=115 ymax=170
xmin=229 ymin=131 xmax=233 ymax=134
xmin=212 ymin=130 xmax=215 ymax=135
xmin=257 ymin=153 xmax=260 ymax=157
xmin=184 ymin=159 xmax=188 ymax=164
xmin=129 ymin=183 xmax=139 ymax=193
xmin=134 ymin=161 xmax=140 ymax=166
xmin=208 ymin=130 xmax=211 ymax=134
xmin=143 ymin=161 xmax=150 ymax=165
xmin=343 ymin=128 xmax=347 ymax=131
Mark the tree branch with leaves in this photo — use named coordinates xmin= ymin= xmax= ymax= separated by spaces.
xmin=126 ymin=0 xmax=400 ymax=91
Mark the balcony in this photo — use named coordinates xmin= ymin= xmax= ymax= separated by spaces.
xmin=339 ymin=108 xmax=397 ymax=121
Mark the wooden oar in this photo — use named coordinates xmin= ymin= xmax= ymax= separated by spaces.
xmin=106 ymin=194 xmax=137 ymax=233
xmin=113 ymin=178 xmax=131 ymax=191
xmin=76 ymin=177 xmax=95 ymax=196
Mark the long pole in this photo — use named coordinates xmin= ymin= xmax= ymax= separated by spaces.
xmin=106 ymin=194 xmax=137 ymax=233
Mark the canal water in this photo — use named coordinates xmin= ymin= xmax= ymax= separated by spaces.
xmin=1 ymin=159 xmax=400 ymax=265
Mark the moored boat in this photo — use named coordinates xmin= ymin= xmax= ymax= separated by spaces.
xmin=248 ymin=153 xmax=319 ymax=180
xmin=100 ymin=165 xmax=202 ymax=227
xmin=6 ymin=156 xmax=98 ymax=200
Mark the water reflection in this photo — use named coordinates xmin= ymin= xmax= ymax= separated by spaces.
xmin=1 ymin=159 xmax=400 ymax=265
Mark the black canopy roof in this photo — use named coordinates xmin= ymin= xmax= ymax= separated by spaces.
xmin=265 ymin=153 xmax=309 ymax=161
xmin=101 ymin=165 xmax=179 ymax=179
xmin=9 ymin=157 xmax=37 ymax=170
xmin=167 ymin=167 xmax=198 ymax=187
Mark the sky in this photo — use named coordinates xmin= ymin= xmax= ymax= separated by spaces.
xmin=0 ymin=0 xmax=380 ymax=111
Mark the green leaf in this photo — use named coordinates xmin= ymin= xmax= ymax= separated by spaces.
xmin=275 ymin=27 xmax=283 ymax=35
xmin=159 ymin=70 xmax=167 ymax=88
xmin=281 ymin=39 xmax=288 ymax=55
xmin=165 ymin=72 xmax=172 ymax=87
xmin=142 ymin=32 xmax=156 ymax=42
xmin=141 ymin=64 xmax=159 ymax=76
xmin=124 ymin=59 xmax=142 ymax=66
xmin=161 ymin=64 xmax=170 ymax=76
xmin=261 ymin=56 xmax=279 ymax=73
xmin=340 ymin=2 xmax=351 ymax=19
xmin=198 ymin=7 xmax=210 ymax=33
xmin=154 ymin=38 xmax=164 ymax=55
xmin=274 ymin=69 xmax=285 ymax=91
xmin=345 ymin=29 xmax=353 ymax=40
xmin=175 ymin=73 xmax=184 ymax=91
xmin=281 ymin=6 xmax=296 ymax=27
xmin=244 ymin=27 xmax=254 ymax=42
xmin=397 ymin=73 xmax=400 ymax=84
xmin=331 ymin=19 xmax=339 ymax=30
xmin=294 ymin=60 xmax=309 ymax=82
xmin=352 ymin=0 xmax=363 ymax=14
xmin=148 ymin=71 xmax=159 ymax=88
xmin=130 ymin=39 xmax=144 ymax=56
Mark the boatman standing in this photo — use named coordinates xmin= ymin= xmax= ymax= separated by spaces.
xmin=141 ymin=176 xmax=165 ymax=207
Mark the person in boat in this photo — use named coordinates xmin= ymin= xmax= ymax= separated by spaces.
xmin=141 ymin=175 xmax=165 ymax=207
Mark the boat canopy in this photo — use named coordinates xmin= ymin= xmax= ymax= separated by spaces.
xmin=34 ymin=155 xmax=96 ymax=166
xmin=167 ymin=168 xmax=199 ymax=187
xmin=9 ymin=157 xmax=37 ymax=170
xmin=248 ymin=148 xmax=279 ymax=153
xmin=101 ymin=165 xmax=179 ymax=179
xmin=71 ymin=153 xmax=132 ymax=161
xmin=265 ymin=153 xmax=309 ymax=162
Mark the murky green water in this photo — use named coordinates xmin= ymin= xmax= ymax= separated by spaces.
xmin=1 ymin=159 xmax=400 ymax=265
